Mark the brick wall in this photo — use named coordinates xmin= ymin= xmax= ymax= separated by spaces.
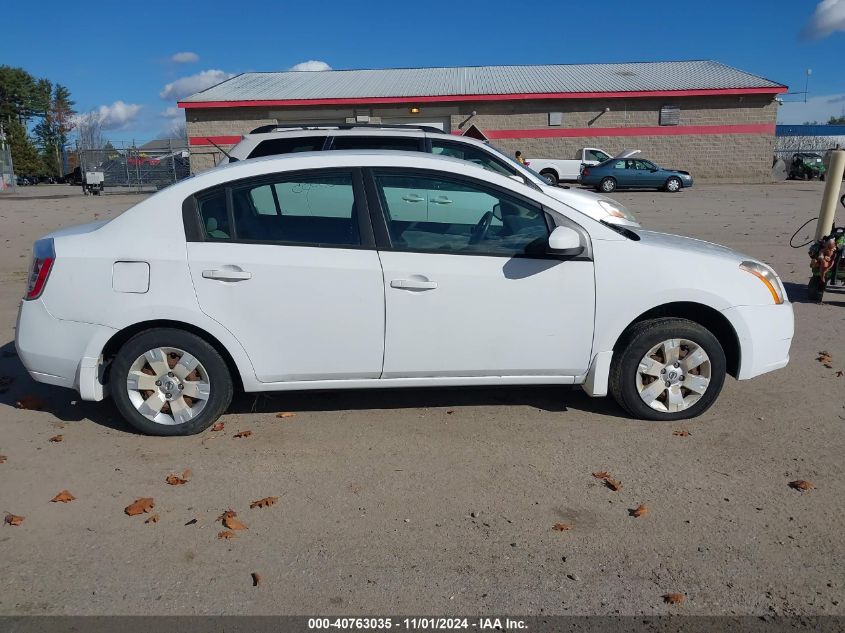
xmin=185 ymin=94 xmax=779 ymax=181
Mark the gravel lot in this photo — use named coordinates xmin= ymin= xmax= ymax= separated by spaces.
xmin=0 ymin=182 xmax=842 ymax=617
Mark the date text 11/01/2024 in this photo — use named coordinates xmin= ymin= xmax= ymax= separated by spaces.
xmin=307 ymin=617 xmax=527 ymax=630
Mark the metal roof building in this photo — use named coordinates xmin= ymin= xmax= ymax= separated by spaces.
xmin=181 ymin=60 xmax=787 ymax=182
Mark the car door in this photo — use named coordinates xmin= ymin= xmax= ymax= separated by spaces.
xmin=369 ymin=168 xmax=596 ymax=378
xmin=186 ymin=169 xmax=385 ymax=383
xmin=635 ymin=160 xmax=663 ymax=187
xmin=613 ymin=159 xmax=632 ymax=186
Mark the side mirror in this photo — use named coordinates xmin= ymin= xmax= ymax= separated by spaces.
xmin=547 ymin=226 xmax=584 ymax=256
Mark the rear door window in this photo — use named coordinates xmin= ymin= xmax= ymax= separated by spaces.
xmin=247 ymin=137 xmax=327 ymax=159
xmin=430 ymin=140 xmax=516 ymax=177
xmin=330 ymin=136 xmax=423 ymax=152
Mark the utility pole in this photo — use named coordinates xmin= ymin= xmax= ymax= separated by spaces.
xmin=804 ymin=68 xmax=812 ymax=103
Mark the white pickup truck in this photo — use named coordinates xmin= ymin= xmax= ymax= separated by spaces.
xmin=527 ymin=148 xmax=613 ymax=186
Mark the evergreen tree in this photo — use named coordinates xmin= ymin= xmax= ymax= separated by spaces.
xmin=34 ymin=83 xmax=76 ymax=177
xmin=5 ymin=119 xmax=44 ymax=175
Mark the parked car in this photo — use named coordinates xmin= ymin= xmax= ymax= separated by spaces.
xmin=788 ymin=152 xmax=826 ymax=181
xmin=580 ymin=158 xmax=694 ymax=193
xmin=527 ymin=148 xmax=615 ymax=186
xmin=15 ymin=150 xmax=793 ymax=436
xmin=218 ymin=125 xmax=641 ymax=228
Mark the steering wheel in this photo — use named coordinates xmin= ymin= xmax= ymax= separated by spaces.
xmin=469 ymin=211 xmax=494 ymax=245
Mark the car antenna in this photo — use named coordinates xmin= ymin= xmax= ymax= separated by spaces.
xmin=207 ymin=139 xmax=238 ymax=162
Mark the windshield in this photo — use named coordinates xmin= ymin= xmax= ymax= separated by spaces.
xmin=480 ymin=142 xmax=547 ymax=187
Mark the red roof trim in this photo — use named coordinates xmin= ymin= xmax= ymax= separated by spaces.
xmin=483 ymin=123 xmax=776 ymax=139
xmin=178 ymin=86 xmax=787 ymax=109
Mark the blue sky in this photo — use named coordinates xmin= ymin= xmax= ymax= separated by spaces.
xmin=2 ymin=0 xmax=844 ymax=141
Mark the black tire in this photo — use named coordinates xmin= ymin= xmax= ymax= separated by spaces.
xmin=664 ymin=176 xmax=683 ymax=193
xmin=599 ymin=177 xmax=617 ymax=193
xmin=109 ymin=328 xmax=233 ymax=436
xmin=540 ymin=170 xmax=559 ymax=186
xmin=609 ymin=318 xmax=726 ymax=421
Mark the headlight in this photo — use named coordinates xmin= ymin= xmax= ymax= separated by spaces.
xmin=740 ymin=261 xmax=784 ymax=304
xmin=597 ymin=199 xmax=638 ymax=223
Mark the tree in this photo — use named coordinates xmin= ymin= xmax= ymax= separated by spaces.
xmin=75 ymin=111 xmax=105 ymax=150
xmin=0 ymin=66 xmax=50 ymax=123
xmin=829 ymin=115 xmax=845 ymax=125
xmin=5 ymin=119 xmax=44 ymax=175
xmin=34 ymin=83 xmax=76 ymax=176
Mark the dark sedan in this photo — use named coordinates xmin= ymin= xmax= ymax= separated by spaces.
xmin=580 ymin=158 xmax=693 ymax=193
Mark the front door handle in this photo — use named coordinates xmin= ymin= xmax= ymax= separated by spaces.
xmin=202 ymin=269 xmax=252 ymax=281
xmin=401 ymin=194 xmax=425 ymax=203
xmin=431 ymin=196 xmax=452 ymax=205
xmin=390 ymin=279 xmax=438 ymax=290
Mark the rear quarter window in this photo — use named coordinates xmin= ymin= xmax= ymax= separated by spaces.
xmin=247 ymin=137 xmax=327 ymax=159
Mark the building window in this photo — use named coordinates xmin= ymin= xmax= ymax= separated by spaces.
xmin=659 ymin=105 xmax=681 ymax=126
xmin=549 ymin=112 xmax=563 ymax=126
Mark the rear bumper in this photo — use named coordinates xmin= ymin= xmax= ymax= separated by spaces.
xmin=721 ymin=302 xmax=794 ymax=380
xmin=15 ymin=299 xmax=115 ymax=400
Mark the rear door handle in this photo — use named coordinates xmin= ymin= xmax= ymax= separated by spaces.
xmin=390 ymin=279 xmax=438 ymax=290
xmin=431 ymin=196 xmax=452 ymax=205
xmin=401 ymin=194 xmax=425 ymax=203
xmin=202 ymin=269 xmax=252 ymax=281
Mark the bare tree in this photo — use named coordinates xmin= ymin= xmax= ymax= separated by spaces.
xmin=75 ymin=111 xmax=105 ymax=150
xmin=168 ymin=120 xmax=187 ymax=142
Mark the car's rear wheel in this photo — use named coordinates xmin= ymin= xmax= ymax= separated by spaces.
xmin=664 ymin=177 xmax=682 ymax=192
xmin=599 ymin=177 xmax=616 ymax=193
xmin=109 ymin=328 xmax=233 ymax=436
xmin=609 ymin=318 xmax=726 ymax=421
xmin=540 ymin=170 xmax=559 ymax=186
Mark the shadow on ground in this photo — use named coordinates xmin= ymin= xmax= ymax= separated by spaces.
xmin=0 ymin=340 xmax=628 ymax=434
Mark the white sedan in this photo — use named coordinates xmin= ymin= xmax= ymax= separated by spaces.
xmin=16 ymin=151 xmax=794 ymax=435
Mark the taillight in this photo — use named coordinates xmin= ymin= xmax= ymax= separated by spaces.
xmin=582 ymin=168 xmax=590 ymax=177
xmin=25 ymin=238 xmax=55 ymax=300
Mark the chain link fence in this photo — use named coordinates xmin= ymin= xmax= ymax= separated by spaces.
xmin=0 ymin=143 xmax=15 ymax=193
xmin=77 ymin=140 xmax=190 ymax=192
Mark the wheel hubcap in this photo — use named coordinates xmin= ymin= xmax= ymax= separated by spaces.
xmin=668 ymin=180 xmax=679 ymax=191
xmin=126 ymin=347 xmax=210 ymax=425
xmin=603 ymin=180 xmax=613 ymax=191
xmin=635 ymin=338 xmax=711 ymax=413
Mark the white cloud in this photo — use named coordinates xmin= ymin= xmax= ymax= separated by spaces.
xmin=289 ymin=60 xmax=332 ymax=72
xmin=159 ymin=69 xmax=235 ymax=100
xmin=777 ymin=93 xmax=845 ymax=124
xmin=74 ymin=101 xmax=142 ymax=130
xmin=171 ymin=51 xmax=200 ymax=63
xmin=802 ymin=0 xmax=845 ymax=38
xmin=160 ymin=106 xmax=182 ymax=118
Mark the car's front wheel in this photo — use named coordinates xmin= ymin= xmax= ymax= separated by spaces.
xmin=609 ymin=318 xmax=726 ymax=421
xmin=664 ymin=177 xmax=682 ymax=192
xmin=109 ymin=328 xmax=233 ymax=436
xmin=599 ymin=177 xmax=617 ymax=193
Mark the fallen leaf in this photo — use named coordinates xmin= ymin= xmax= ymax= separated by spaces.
xmin=16 ymin=395 xmax=43 ymax=410
xmin=218 ymin=530 xmax=237 ymax=540
xmin=552 ymin=522 xmax=573 ymax=531
xmin=125 ymin=497 xmax=155 ymax=516
xmin=836 ymin=370 xmax=843 ymax=378
xmin=223 ymin=515 xmax=248 ymax=530
xmin=789 ymin=479 xmax=815 ymax=491
xmin=233 ymin=430 xmax=252 ymax=438
xmin=145 ymin=514 xmax=160 ymax=524
xmin=672 ymin=430 xmax=691 ymax=437
xmin=824 ymin=363 xmax=833 ymax=369
xmin=604 ymin=477 xmax=623 ymax=492
xmin=446 ymin=410 xmax=456 ymax=415
xmin=591 ymin=471 xmax=611 ymax=479
xmin=4 ymin=513 xmax=25 ymax=526
xmin=219 ymin=509 xmax=238 ymax=521
xmin=630 ymin=504 xmax=649 ymax=518
xmin=48 ymin=434 xmax=63 ymax=443
xmin=181 ymin=468 xmax=192 ymax=480
xmin=211 ymin=422 xmax=225 ymax=432
xmin=251 ymin=572 xmax=261 ymax=587
xmin=663 ymin=593 xmax=686 ymax=605
xmin=184 ymin=518 xmax=198 ymax=526
xmin=275 ymin=412 xmax=296 ymax=419
xmin=51 ymin=490 xmax=76 ymax=503
xmin=165 ymin=473 xmax=189 ymax=486
xmin=0 ymin=455 xmax=6 ymax=464
xmin=250 ymin=496 xmax=279 ymax=509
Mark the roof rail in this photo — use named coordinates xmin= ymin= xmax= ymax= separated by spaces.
xmin=248 ymin=123 xmax=446 ymax=135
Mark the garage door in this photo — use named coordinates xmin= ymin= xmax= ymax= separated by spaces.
xmin=380 ymin=117 xmax=451 ymax=132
